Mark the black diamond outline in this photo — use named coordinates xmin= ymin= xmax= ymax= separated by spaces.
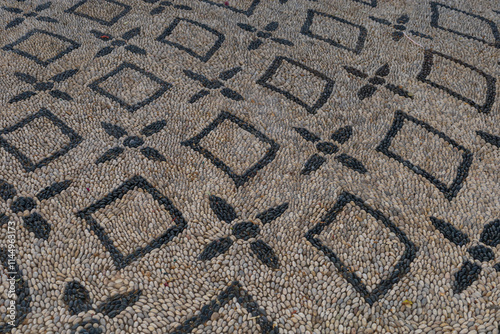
xmin=0 ymin=248 xmax=32 ymax=333
xmin=430 ymin=2 xmax=500 ymax=49
xmin=257 ymin=56 xmax=334 ymax=114
xmin=181 ymin=111 xmax=279 ymax=188
xmin=197 ymin=0 xmax=260 ymax=17
xmin=0 ymin=108 xmax=83 ymax=172
xmin=305 ymin=192 xmax=418 ymax=306
xmin=77 ymin=175 xmax=188 ymax=269
xmin=376 ymin=110 xmax=473 ymax=201
xmin=172 ymin=281 xmax=278 ymax=333
xmin=417 ymin=49 xmax=496 ymax=113
xmin=300 ymin=9 xmax=367 ymax=54
xmin=2 ymin=29 xmax=80 ymax=67
xmin=156 ymin=17 xmax=225 ymax=63
xmin=88 ymin=62 xmax=172 ymax=112
xmin=65 ymin=0 xmax=131 ymax=26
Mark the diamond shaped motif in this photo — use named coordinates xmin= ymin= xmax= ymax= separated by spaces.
xmin=417 ymin=49 xmax=496 ymax=113
xmin=300 ymin=9 xmax=367 ymax=54
xmin=305 ymin=192 xmax=417 ymax=305
xmin=2 ymin=29 xmax=80 ymax=66
xmin=196 ymin=0 xmax=260 ymax=16
xmin=257 ymin=56 xmax=335 ymax=114
xmin=430 ymin=2 xmax=500 ymax=49
xmin=65 ymin=0 xmax=131 ymax=26
xmin=156 ymin=17 xmax=225 ymax=62
xmin=77 ymin=175 xmax=187 ymax=269
xmin=376 ymin=110 xmax=473 ymax=200
xmin=181 ymin=111 xmax=279 ymax=187
xmin=0 ymin=108 xmax=82 ymax=172
xmin=89 ymin=62 xmax=172 ymax=112
xmin=172 ymin=281 xmax=278 ymax=333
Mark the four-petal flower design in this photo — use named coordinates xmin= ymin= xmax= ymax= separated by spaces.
xmin=294 ymin=126 xmax=367 ymax=174
xmin=90 ymin=28 xmax=146 ymax=58
xmin=237 ymin=21 xmax=294 ymax=50
xmin=96 ymin=121 xmax=167 ymax=164
xmin=344 ymin=63 xmax=413 ymax=100
xmin=199 ymin=196 xmax=288 ymax=269
xmin=9 ymin=69 xmax=78 ymax=103
xmin=2 ymin=2 xmax=57 ymax=29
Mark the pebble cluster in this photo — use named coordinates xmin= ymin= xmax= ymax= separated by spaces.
xmin=0 ymin=0 xmax=499 ymax=333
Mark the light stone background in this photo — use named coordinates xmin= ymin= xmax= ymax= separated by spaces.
xmin=0 ymin=0 xmax=499 ymax=333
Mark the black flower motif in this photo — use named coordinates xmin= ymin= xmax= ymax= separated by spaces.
xmin=63 ymin=280 xmax=141 ymax=334
xmin=2 ymin=2 xmax=57 ymax=29
xmin=369 ymin=14 xmax=432 ymax=41
xmin=344 ymin=64 xmax=412 ymax=100
xmin=184 ymin=67 xmax=244 ymax=103
xmin=237 ymin=21 xmax=294 ymax=50
xmin=90 ymin=28 xmax=146 ymax=58
xmin=294 ymin=126 xmax=367 ymax=174
xmin=199 ymin=196 xmax=288 ymax=269
xmin=9 ymin=69 xmax=78 ymax=103
xmin=0 ymin=179 xmax=71 ymax=240
xmin=431 ymin=217 xmax=500 ymax=293
xmin=96 ymin=120 xmax=167 ymax=164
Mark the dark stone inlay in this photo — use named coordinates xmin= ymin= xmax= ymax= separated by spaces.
xmin=0 ymin=180 xmax=17 ymax=201
xmin=156 ymin=17 xmax=225 ymax=62
xmin=123 ymin=136 xmax=144 ymax=148
xmin=376 ymin=110 xmax=473 ymax=200
xmin=454 ymin=261 xmax=481 ymax=294
xmin=232 ymin=221 xmax=260 ymax=240
xmin=23 ymin=213 xmax=51 ymax=240
xmin=76 ymin=175 xmax=188 ymax=269
xmin=209 ymin=195 xmax=237 ymax=224
xmin=305 ymin=191 xmax=418 ymax=305
xmin=65 ymin=0 xmax=131 ymax=26
xmin=63 ymin=281 xmax=92 ymax=315
xmin=430 ymin=217 xmax=470 ymax=246
xmin=480 ymin=219 xmax=500 ymax=247
xmin=430 ymin=2 xmax=500 ymax=49
xmin=477 ymin=130 xmax=500 ymax=148
xmin=2 ymin=29 xmax=80 ymax=66
xmin=316 ymin=142 xmax=338 ymax=155
xmin=10 ymin=196 xmax=36 ymax=213
xmin=172 ymin=281 xmax=278 ymax=333
xmin=257 ymin=56 xmax=335 ymax=114
xmin=301 ymin=9 xmax=367 ymax=54
xmin=89 ymin=62 xmax=172 ymax=112
xmin=468 ymin=245 xmax=495 ymax=262
xmin=417 ymin=49 xmax=496 ymax=113
xmin=181 ymin=111 xmax=279 ymax=188
xmin=0 ymin=108 xmax=83 ymax=172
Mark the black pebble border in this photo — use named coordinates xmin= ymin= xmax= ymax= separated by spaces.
xmin=0 ymin=108 xmax=82 ymax=172
xmin=77 ymin=175 xmax=188 ymax=269
xmin=172 ymin=281 xmax=278 ymax=333
xmin=181 ymin=111 xmax=279 ymax=188
xmin=376 ymin=110 xmax=473 ymax=201
xmin=305 ymin=191 xmax=418 ymax=306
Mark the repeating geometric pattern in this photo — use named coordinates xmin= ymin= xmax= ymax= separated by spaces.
xmin=0 ymin=0 xmax=499 ymax=332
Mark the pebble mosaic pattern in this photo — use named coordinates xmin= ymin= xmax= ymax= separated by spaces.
xmin=0 ymin=0 xmax=499 ymax=333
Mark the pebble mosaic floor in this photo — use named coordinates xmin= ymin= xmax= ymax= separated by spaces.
xmin=0 ymin=0 xmax=499 ymax=333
